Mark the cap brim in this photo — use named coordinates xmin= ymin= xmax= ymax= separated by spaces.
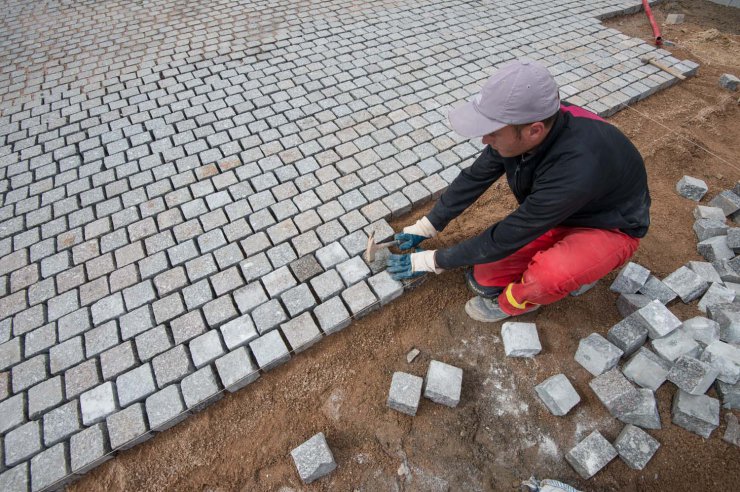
xmin=448 ymin=100 xmax=507 ymax=138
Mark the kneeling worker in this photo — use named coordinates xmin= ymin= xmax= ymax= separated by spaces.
xmin=387 ymin=59 xmax=651 ymax=322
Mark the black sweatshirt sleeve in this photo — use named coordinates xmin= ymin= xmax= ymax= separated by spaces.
xmin=434 ymin=155 xmax=600 ymax=270
xmin=426 ymin=145 xmax=506 ymax=232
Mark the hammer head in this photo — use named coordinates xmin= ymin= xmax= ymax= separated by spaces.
xmin=364 ymin=231 xmax=398 ymax=263
xmin=639 ymin=56 xmax=652 ymax=64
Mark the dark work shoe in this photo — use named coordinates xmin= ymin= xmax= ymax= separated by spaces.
xmin=465 ymin=269 xmax=503 ymax=299
xmin=464 ymin=296 xmax=510 ymax=323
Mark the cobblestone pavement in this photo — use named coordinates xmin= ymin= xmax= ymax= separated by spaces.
xmin=0 ymin=0 xmax=697 ymax=489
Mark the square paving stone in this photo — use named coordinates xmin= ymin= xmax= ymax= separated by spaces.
xmin=615 ymin=424 xmax=660 ymax=470
xmin=152 ymin=344 xmax=194 ymax=388
xmin=315 ymin=242 xmax=349 ymax=269
xmin=281 ymin=312 xmax=322 ymax=353
xmin=635 ymin=300 xmax=682 ymax=339
xmin=610 ymin=262 xmax=650 ymax=294
xmin=189 ymin=330 xmax=226 ymax=368
xmin=100 ymin=341 xmax=137 ymax=380
xmin=50 ymin=336 xmax=84 ymax=374
xmin=116 ymin=363 xmax=157 ymax=407
xmin=341 ymin=281 xmax=378 ymax=318
xmin=4 ymin=420 xmax=42 ymax=466
xmin=170 ymin=310 xmax=207 ymax=345
xmin=667 ymin=355 xmax=719 ymax=395
xmin=535 ymin=373 xmax=581 ymax=416
xmin=424 ymin=360 xmax=463 ymax=407
xmin=220 ymin=314 xmax=259 ymax=350
xmin=27 ymin=375 xmax=64 ymax=419
xmin=289 ymin=255 xmax=324 ymax=283
xmin=565 ymin=430 xmax=617 ymax=479
xmin=623 ymin=347 xmax=672 ymax=391
xmin=290 ymin=432 xmax=337 ymax=484
xmin=663 ymin=266 xmax=709 ymax=303
xmin=607 ymin=314 xmax=648 ymax=356
xmin=250 ymin=330 xmax=291 ymax=371
xmin=281 ymin=284 xmax=317 ymax=317
xmin=135 ymin=325 xmax=173 ymax=362
xmin=30 ymin=442 xmax=70 ymax=492
xmin=652 ymin=330 xmax=701 ymax=363
xmin=43 ymin=400 xmax=81 ymax=447
xmin=336 ymin=256 xmax=371 ymax=286
xmin=80 ymin=381 xmax=118 ymax=425
xmin=233 ymin=282 xmax=268 ymax=314
xmin=145 ymin=385 xmax=188 ymax=431
xmin=215 ymin=347 xmax=260 ymax=392
xmin=0 ymin=463 xmax=29 ymax=491
xmin=119 ymin=305 xmax=155 ymax=340
xmin=202 ymin=294 xmax=238 ymax=327
xmin=367 ymin=271 xmax=404 ymax=305
xmin=672 ymin=391 xmax=720 ymax=438
xmin=252 ymin=299 xmax=288 ymax=334
xmin=70 ymin=423 xmax=110 ymax=474
xmin=502 ymin=322 xmax=542 ymax=357
xmin=64 ymin=359 xmax=101 ymax=399
xmin=387 ymin=371 xmax=423 ymax=416
xmin=181 ymin=365 xmax=222 ymax=411
xmin=106 ymin=403 xmax=152 ymax=451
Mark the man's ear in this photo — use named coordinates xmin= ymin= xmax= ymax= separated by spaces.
xmin=528 ymin=122 xmax=546 ymax=139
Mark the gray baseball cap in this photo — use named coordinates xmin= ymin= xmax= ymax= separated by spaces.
xmin=448 ymin=59 xmax=560 ymax=138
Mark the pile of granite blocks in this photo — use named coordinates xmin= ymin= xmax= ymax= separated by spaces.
xmin=562 ymin=179 xmax=740 ymax=480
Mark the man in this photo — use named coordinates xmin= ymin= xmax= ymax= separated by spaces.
xmin=387 ymin=59 xmax=650 ymax=322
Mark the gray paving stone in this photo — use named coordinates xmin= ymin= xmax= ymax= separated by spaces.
xmin=681 ymin=316 xmax=721 ymax=346
xmin=707 ymin=301 xmax=740 ymax=343
xmin=0 ymin=393 xmax=26 ymax=435
xmin=189 ymin=330 xmax=226 ymax=368
xmin=4 ymin=420 xmax=42 ymax=466
xmin=145 ymin=385 xmax=188 ymax=431
xmin=698 ymin=282 xmax=736 ymax=314
xmin=635 ymin=300 xmax=682 ymax=339
xmin=250 ymin=330 xmax=290 ymax=371
xmin=663 ymin=266 xmax=709 ymax=303
xmin=535 ymin=373 xmax=580 ymax=416
xmin=0 ymin=338 xmax=21 ymax=371
xmin=135 ymin=325 xmax=173 ymax=362
xmin=336 ymin=256 xmax=371 ymax=286
xmin=700 ymin=341 xmax=740 ymax=384
xmin=262 ymin=266 xmax=297 ymax=298
xmin=119 ymin=305 xmax=155 ymax=341
xmin=367 ymin=271 xmax=404 ymax=306
xmin=614 ymin=424 xmax=660 ymax=471
xmin=220 ymin=314 xmax=258 ymax=350
xmin=64 ymin=359 xmax=101 ymax=399
xmin=672 ymin=391 xmax=719 ymax=438
xmin=80 ymin=381 xmax=118 ymax=425
xmin=607 ymin=314 xmax=648 ymax=356
xmin=99 ymin=341 xmax=137 ymax=380
xmin=0 ymin=462 xmax=28 ymax=491
xmin=623 ymin=347 xmax=672 ymax=392
xmin=694 ymin=205 xmax=726 ymax=221
xmin=203 ymin=294 xmax=239 ymax=327
xmin=315 ymin=242 xmax=349 ymax=269
xmin=30 ymin=442 xmax=70 ymax=492
xmin=341 ymin=281 xmax=378 ymax=318
xmin=181 ymin=365 xmax=222 ymax=411
xmin=27 ymin=376 xmax=63 ymax=419
xmin=313 ymin=297 xmax=351 ymax=335
xmin=667 ymin=355 xmax=719 ymax=395
xmin=424 ymin=360 xmax=463 ymax=408
xmin=501 ymin=322 xmax=542 ymax=358
xmin=291 ymin=432 xmax=336 ymax=484
xmin=12 ymin=354 xmax=47 ymax=393
xmin=116 ymin=363 xmax=156 ymax=407
xmin=70 ymin=423 xmax=110 ymax=474
xmin=233 ymin=282 xmax=268 ymax=314
xmin=716 ymin=379 xmax=740 ymax=409
xmin=565 ymin=430 xmax=617 ymax=479
xmin=698 ymin=235 xmax=734 ymax=262
xmin=638 ymin=275 xmax=677 ymax=304
xmin=106 ymin=403 xmax=151 ymax=450
xmin=215 ymin=347 xmax=260 ymax=392
xmin=152 ymin=293 xmax=185 ymax=325
xmin=152 ymin=344 xmax=193 ymax=388
xmin=289 ymin=255 xmax=323 ymax=283
xmin=709 ymin=190 xmax=740 ymax=216
xmin=281 ymin=312 xmax=321 ymax=353
xmin=676 ymin=175 xmax=708 ymax=201
xmin=43 ymin=400 xmax=81 ymax=447
xmin=251 ymin=299 xmax=288 ymax=335
xmin=610 ymin=262 xmax=650 ymax=294
xmin=90 ymin=292 xmax=125 ymax=326
xmin=49 ymin=336 xmax=84 ymax=374
xmin=688 ymin=260 xmax=724 ymax=284
xmin=387 ymin=371 xmax=423 ymax=416
xmin=652 ymin=330 xmax=701 ymax=363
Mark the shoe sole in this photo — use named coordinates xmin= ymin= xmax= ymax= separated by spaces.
xmin=464 ymin=270 xmax=502 ymax=299
xmin=464 ymin=299 xmax=510 ymax=323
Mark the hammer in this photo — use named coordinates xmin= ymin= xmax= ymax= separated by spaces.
xmin=640 ymin=56 xmax=686 ymax=81
xmin=364 ymin=230 xmax=398 ymax=262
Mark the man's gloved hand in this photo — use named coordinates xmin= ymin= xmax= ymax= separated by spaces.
xmin=387 ymin=250 xmax=444 ymax=280
xmin=394 ymin=216 xmax=438 ymax=251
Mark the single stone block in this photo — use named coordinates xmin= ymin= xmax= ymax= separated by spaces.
xmin=290 ymin=432 xmax=337 ymax=484
xmin=607 ymin=314 xmax=648 ymax=356
xmin=424 ymin=360 xmax=463 ymax=407
xmin=672 ymin=391 xmax=720 ymax=438
xmin=638 ymin=275 xmax=677 ymax=304
xmin=313 ymin=297 xmax=351 ymax=334
xmin=619 ymin=388 xmax=661 ymax=429
xmin=250 ymin=330 xmax=290 ymax=371
xmin=219 ymin=314 xmax=258 ymax=350
xmin=4 ymin=420 xmax=42 ymax=466
xmin=728 ymin=228 xmax=740 ymax=250
xmin=214 ymin=347 xmax=260 ymax=392
xmin=610 ymin=262 xmax=650 ymax=294
xmin=616 ymin=293 xmax=652 ymax=318
xmin=80 ymin=381 xmax=118 ymax=425
xmin=189 ymin=330 xmax=226 ymax=368
xmin=693 ymin=218 xmax=728 ymax=242
xmin=116 ymin=364 xmax=157 ymax=407
xmin=181 ymin=365 xmax=222 ymax=411
xmin=707 ymin=301 xmax=740 ymax=343
xmin=663 ymin=266 xmax=709 ymax=303
xmin=688 ymin=260 xmax=724 ymax=284
xmin=367 ymin=271 xmax=404 ymax=305
xmin=43 ymin=400 xmax=81 ymax=446
xmin=70 ymin=423 xmax=110 ymax=474
xmin=720 ymin=73 xmax=740 ymax=91
xmin=281 ymin=283 xmax=317 ymax=317
xmin=709 ymin=190 xmax=740 ymax=215
xmin=698 ymin=283 xmax=736 ymax=314
xmin=27 ymin=376 xmax=64 ymax=419
xmin=635 ymin=300 xmax=682 ymax=339
xmin=31 ymin=443 xmax=70 ymax=492
xmin=534 ymin=373 xmax=580 ymax=416
xmin=501 ymin=322 xmax=541 ymax=357
xmin=281 ymin=312 xmax=321 ymax=353
xmin=336 ymin=256 xmax=371 ymax=285
xmin=700 ymin=341 xmax=740 ymax=384
xmin=681 ymin=316 xmax=721 ymax=346
xmin=623 ymin=347 xmax=672 ymax=391
xmin=694 ymin=205 xmax=726 ymax=221
xmin=315 ymin=242 xmax=349 ymax=269
xmin=387 ymin=371 xmax=423 ymax=416
xmin=589 ymin=368 xmax=639 ymax=417
xmin=152 ymin=344 xmax=194 ymax=387
xmin=667 ymin=355 xmax=719 ymax=395
xmin=614 ymin=424 xmax=660 ymax=470
xmin=341 ymin=281 xmax=378 ymax=318
xmin=145 ymin=385 xmax=188 ymax=431
xmin=698 ymin=236 xmax=734 ymax=262
xmin=724 ymin=413 xmax=740 ymax=447
xmin=575 ymin=333 xmax=623 ymax=376
xmin=652 ymin=330 xmax=701 ymax=363
xmin=106 ymin=403 xmax=151 ymax=450
xmin=716 ymin=380 xmax=740 ymax=409
xmin=676 ymin=175 xmax=708 ymax=201
xmin=251 ymin=299 xmax=287 ymax=334
xmin=0 ymin=393 xmax=26 ymax=434
xmin=565 ymin=431 xmax=617 ymax=479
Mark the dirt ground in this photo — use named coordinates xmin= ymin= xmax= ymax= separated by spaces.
xmin=70 ymin=2 xmax=740 ymax=491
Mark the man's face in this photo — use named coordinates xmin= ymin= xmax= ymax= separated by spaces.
xmin=481 ymin=123 xmax=547 ymax=157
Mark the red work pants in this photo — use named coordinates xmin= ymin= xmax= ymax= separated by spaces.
xmin=472 ymin=227 xmax=640 ymax=316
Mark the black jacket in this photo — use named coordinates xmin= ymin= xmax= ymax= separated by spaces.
xmin=430 ymin=105 xmax=650 ymax=270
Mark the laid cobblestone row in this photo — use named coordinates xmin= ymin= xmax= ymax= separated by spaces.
xmin=0 ymin=0 xmax=699 ymax=487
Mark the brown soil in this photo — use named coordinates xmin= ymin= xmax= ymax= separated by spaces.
xmin=71 ymin=2 xmax=740 ymax=491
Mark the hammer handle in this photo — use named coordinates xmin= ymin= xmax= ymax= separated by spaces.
xmin=647 ymin=59 xmax=686 ymax=81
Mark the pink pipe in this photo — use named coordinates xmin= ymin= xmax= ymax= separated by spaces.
xmin=642 ymin=0 xmax=663 ymax=46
